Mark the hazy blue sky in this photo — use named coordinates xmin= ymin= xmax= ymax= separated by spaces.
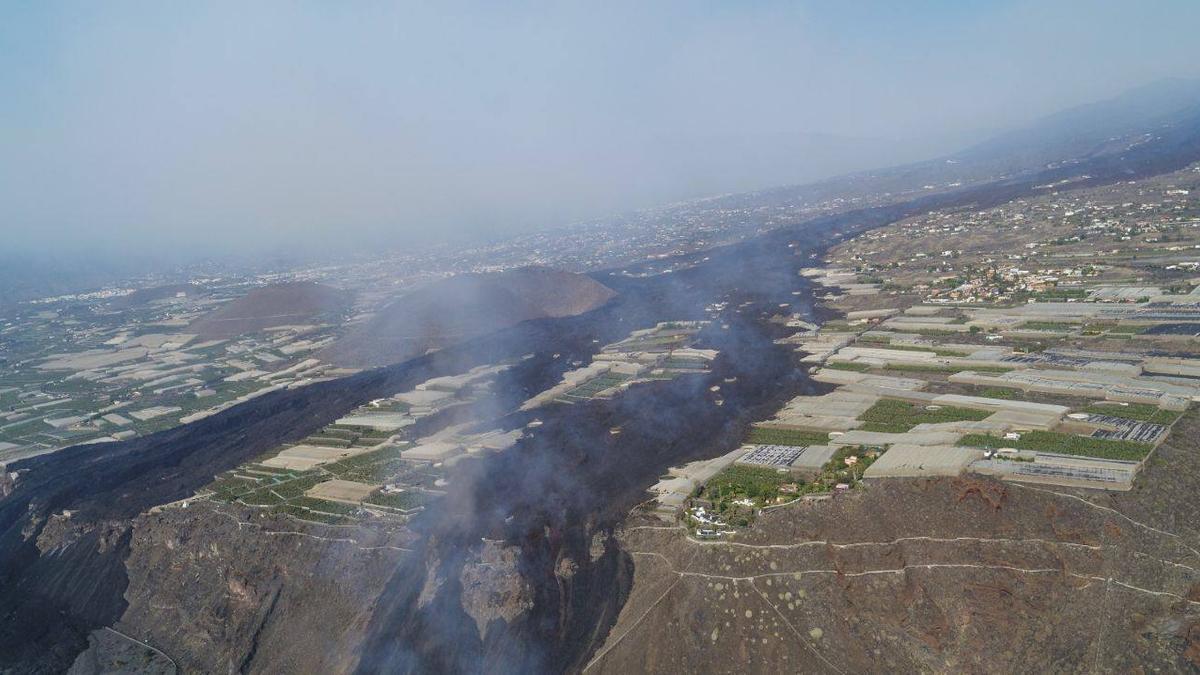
xmin=2 ymin=1 xmax=1199 ymax=260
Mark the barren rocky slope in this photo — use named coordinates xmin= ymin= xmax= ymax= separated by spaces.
xmin=114 ymin=504 xmax=411 ymax=674
xmin=589 ymin=413 xmax=1200 ymax=672
xmin=188 ymin=281 xmax=352 ymax=337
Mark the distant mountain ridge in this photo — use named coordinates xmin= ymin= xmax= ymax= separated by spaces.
xmin=954 ymin=77 xmax=1200 ymax=173
xmin=320 ymin=267 xmax=616 ymax=368
xmin=700 ymin=78 xmax=1200 ymax=215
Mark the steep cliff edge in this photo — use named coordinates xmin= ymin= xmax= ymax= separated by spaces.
xmin=111 ymin=504 xmax=410 ymax=673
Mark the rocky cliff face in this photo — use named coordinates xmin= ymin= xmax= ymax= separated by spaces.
xmin=459 ymin=540 xmax=535 ymax=639
xmin=112 ymin=504 xmax=410 ymax=673
xmin=0 ymin=470 xmax=15 ymax=499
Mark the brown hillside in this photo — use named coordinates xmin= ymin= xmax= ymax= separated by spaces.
xmin=188 ymin=281 xmax=351 ymax=337
xmin=321 ymin=267 xmax=615 ymax=368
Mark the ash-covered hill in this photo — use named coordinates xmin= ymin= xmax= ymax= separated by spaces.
xmin=321 ymin=267 xmax=616 ymax=369
xmin=108 ymin=283 xmax=207 ymax=309
xmin=188 ymin=281 xmax=352 ymax=337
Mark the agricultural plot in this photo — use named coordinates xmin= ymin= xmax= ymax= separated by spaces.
xmin=1017 ymin=321 xmax=1078 ymax=331
xmin=324 ymin=444 xmax=414 ymax=483
xmin=883 ymin=344 xmax=973 ymax=357
xmin=611 ymin=332 xmax=693 ymax=351
xmin=746 ymin=427 xmax=830 ymax=447
xmin=880 ymin=363 xmax=1012 ymax=374
xmin=957 ymin=430 xmax=1152 ymax=461
xmin=299 ymin=423 xmax=392 ymax=449
xmin=738 ymin=444 xmax=805 ymax=467
xmin=997 ymin=460 xmax=1132 ymax=486
xmin=694 ymin=465 xmax=799 ymax=527
xmin=660 ymin=356 xmax=710 ymax=371
xmin=1081 ymin=403 xmax=1181 ymax=425
xmin=858 ymin=399 xmax=991 ymax=433
xmin=305 ymin=479 xmax=377 ymax=504
xmin=1085 ymin=415 xmax=1169 ymax=444
xmin=823 ymin=361 xmax=872 ymax=372
xmin=365 ymin=490 xmax=430 ymax=512
xmin=202 ymin=440 xmax=432 ymax=524
xmin=557 ymin=373 xmax=634 ymax=402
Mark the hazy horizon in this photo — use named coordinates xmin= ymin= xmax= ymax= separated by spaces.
xmin=3 ymin=1 xmax=1200 ymax=263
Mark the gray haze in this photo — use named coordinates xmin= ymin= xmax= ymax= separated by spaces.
xmin=2 ymin=1 xmax=1199 ymax=260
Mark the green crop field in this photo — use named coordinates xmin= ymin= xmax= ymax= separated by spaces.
xmin=746 ymin=427 xmax=829 ymax=446
xmin=1082 ymin=403 xmax=1181 ymax=424
xmin=858 ymin=399 xmax=990 ymax=433
xmin=662 ymin=357 xmax=708 ymax=370
xmin=869 ymin=344 xmax=934 ymax=352
xmin=880 ymin=363 xmax=1012 ymax=374
xmin=240 ymin=489 xmax=284 ymax=506
xmin=957 ymin=430 xmax=1151 ymax=461
xmin=976 ymin=386 xmax=1022 ymax=400
xmin=1017 ymin=321 xmax=1077 ymax=331
xmin=823 ymin=362 xmax=871 ymax=372
xmin=268 ymin=473 xmax=328 ymax=499
xmin=304 ymin=437 xmax=354 ymax=448
xmin=270 ymin=504 xmax=348 ymax=525
xmin=289 ymin=496 xmax=360 ymax=516
xmin=563 ymin=374 xmax=632 ymax=399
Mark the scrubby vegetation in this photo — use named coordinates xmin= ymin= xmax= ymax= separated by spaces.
xmin=692 ymin=465 xmax=805 ymax=528
xmin=808 ymin=445 xmax=880 ymax=491
xmin=691 ymin=446 xmax=885 ymax=530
